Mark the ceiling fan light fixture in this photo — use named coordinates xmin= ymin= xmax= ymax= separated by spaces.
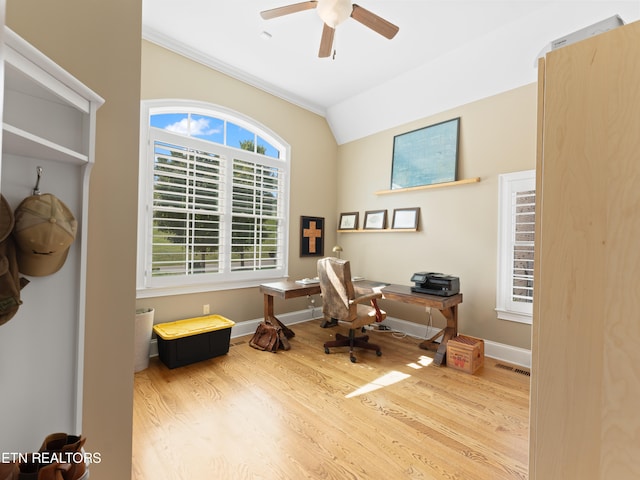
xmin=316 ymin=0 xmax=352 ymax=28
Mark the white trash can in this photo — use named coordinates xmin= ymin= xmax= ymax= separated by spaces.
xmin=134 ymin=308 xmax=155 ymax=372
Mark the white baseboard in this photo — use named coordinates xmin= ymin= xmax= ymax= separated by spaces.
xmin=378 ymin=316 xmax=444 ymax=342
xmin=483 ymin=340 xmax=531 ymax=368
xmin=150 ymin=339 xmax=158 ymax=357
xmin=149 ymin=308 xmax=531 ymax=368
xmin=380 ymin=316 xmax=531 ymax=368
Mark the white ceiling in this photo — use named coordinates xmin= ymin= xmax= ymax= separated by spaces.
xmin=142 ymin=1 xmax=640 ymax=144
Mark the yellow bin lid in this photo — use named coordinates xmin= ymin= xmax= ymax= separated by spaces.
xmin=153 ymin=315 xmax=235 ymax=340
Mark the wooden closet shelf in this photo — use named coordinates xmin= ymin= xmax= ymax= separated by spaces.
xmin=375 ymin=177 xmax=480 ymax=195
xmin=337 ymin=228 xmax=418 ymax=233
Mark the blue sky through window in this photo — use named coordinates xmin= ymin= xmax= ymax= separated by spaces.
xmin=150 ymin=112 xmax=279 ymax=158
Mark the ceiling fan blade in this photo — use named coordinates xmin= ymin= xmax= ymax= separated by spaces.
xmin=260 ymin=1 xmax=318 ymax=20
xmin=318 ymin=23 xmax=335 ymax=58
xmin=351 ymin=4 xmax=399 ymax=39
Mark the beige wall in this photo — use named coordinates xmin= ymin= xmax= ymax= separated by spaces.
xmin=137 ymin=41 xmax=538 ymax=351
xmin=335 ymin=84 xmax=537 ymax=349
xmin=137 ymin=41 xmax=338 ymax=325
xmin=7 ymin=1 xmax=141 ymax=479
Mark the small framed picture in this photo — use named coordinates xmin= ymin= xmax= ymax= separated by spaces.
xmin=392 ymin=207 xmax=420 ymax=230
xmin=339 ymin=212 xmax=359 ymax=230
xmin=364 ymin=210 xmax=387 ymax=230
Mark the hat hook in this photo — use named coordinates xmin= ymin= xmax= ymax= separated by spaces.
xmin=32 ymin=166 xmax=43 ymax=196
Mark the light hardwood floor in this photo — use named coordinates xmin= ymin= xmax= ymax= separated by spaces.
xmin=133 ymin=320 xmax=530 ymax=479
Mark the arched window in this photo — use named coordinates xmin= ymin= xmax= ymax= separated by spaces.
xmin=137 ymin=100 xmax=290 ymax=297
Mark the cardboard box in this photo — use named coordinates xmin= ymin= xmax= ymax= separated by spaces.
xmin=153 ymin=315 xmax=235 ymax=369
xmin=446 ymin=335 xmax=484 ymax=374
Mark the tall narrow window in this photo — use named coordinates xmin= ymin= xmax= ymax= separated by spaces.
xmin=496 ymin=170 xmax=535 ymax=323
xmin=137 ymin=101 xmax=290 ymax=297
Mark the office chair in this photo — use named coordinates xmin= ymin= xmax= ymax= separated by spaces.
xmin=317 ymin=257 xmax=386 ymax=363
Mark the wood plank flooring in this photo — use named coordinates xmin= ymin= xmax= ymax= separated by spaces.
xmin=132 ymin=320 xmax=530 ymax=480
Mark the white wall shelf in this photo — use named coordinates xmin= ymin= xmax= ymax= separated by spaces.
xmin=3 ymin=123 xmax=89 ymax=164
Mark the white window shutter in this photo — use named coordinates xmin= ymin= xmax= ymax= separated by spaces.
xmin=496 ymin=170 xmax=536 ymax=324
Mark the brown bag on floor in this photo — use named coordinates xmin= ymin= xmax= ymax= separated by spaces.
xmin=249 ymin=320 xmax=291 ymax=352
xmin=249 ymin=321 xmax=280 ymax=352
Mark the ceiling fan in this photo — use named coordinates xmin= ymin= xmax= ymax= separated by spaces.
xmin=260 ymin=0 xmax=399 ymax=58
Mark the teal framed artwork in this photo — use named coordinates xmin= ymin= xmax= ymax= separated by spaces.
xmin=390 ymin=117 xmax=460 ymax=189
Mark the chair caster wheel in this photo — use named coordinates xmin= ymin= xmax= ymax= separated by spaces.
xmin=376 ymin=350 xmax=382 ymax=357
xmin=350 ymin=356 xmax=356 ymax=363
xmin=324 ymin=347 xmax=330 ymax=354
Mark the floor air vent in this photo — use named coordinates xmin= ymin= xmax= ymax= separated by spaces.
xmin=495 ymin=363 xmax=531 ymax=376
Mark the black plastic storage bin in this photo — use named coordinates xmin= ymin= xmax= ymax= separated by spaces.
xmin=153 ymin=315 xmax=235 ymax=368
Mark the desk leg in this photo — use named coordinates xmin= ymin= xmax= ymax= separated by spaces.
xmin=419 ymin=305 xmax=458 ymax=366
xmin=263 ymin=293 xmax=275 ymax=322
xmin=263 ymin=294 xmax=295 ymax=339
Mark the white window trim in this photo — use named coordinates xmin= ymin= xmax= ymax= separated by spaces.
xmin=136 ymin=99 xmax=290 ymax=298
xmin=496 ymin=169 xmax=535 ymax=324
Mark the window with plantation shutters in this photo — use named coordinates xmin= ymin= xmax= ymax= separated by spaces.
xmin=230 ymin=158 xmax=284 ymax=273
xmin=512 ymin=190 xmax=535 ymax=305
xmin=137 ymin=101 xmax=290 ymax=297
xmin=151 ymin=137 xmax=223 ymax=279
xmin=496 ymin=170 xmax=535 ymax=324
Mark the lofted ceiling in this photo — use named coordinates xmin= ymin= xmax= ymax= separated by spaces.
xmin=142 ymin=1 xmax=640 ymax=144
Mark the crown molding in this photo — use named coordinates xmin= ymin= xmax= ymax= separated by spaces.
xmin=142 ymin=25 xmax=327 ymax=117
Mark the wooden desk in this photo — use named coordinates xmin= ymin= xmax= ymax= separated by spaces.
xmin=259 ymin=281 xmax=463 ymax=366
xmin=259 ymin=281 xmax=320 ymax=339
xmin=379 ymin=284 xmax=462 ymax=365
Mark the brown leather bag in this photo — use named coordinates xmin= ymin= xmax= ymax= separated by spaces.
xmin=249 ymin=321 xmax=281 ymax=352
xmin=249 ymin=320 xmax=291 ymax=352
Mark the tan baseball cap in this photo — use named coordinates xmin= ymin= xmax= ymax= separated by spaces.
xmin=0 ymin=194 xmax=14 ymax=242
xmin=13 ymin=194 xmax=77 ymax=276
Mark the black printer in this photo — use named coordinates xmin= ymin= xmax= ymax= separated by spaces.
xmin=410 ymin=272 xmax=460 ymax=296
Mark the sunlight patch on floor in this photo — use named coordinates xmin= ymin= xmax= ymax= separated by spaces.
xmin=407 ymin=355 xmax=434 ymax=369
xmin=345 ymin=370 xmax=412 ymax=398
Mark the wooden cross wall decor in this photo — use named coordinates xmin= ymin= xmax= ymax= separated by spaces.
xmin=300 ymin=216 xmax=325 ymax=257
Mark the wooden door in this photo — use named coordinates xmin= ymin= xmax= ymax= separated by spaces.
xmin=530 ymin=20 xmax=640 ymax=479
